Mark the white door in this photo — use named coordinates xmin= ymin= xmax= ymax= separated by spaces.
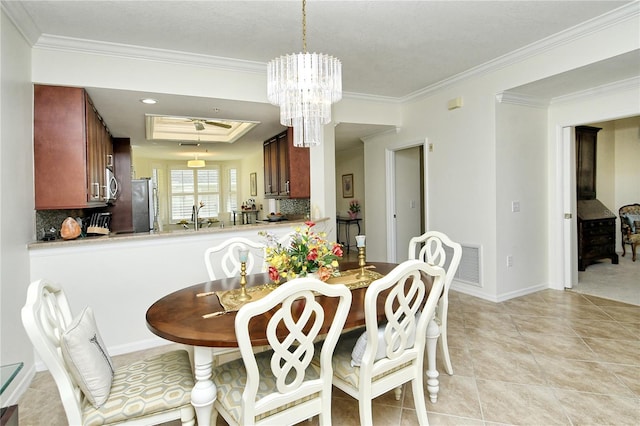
xmin=562 ymin=126 xmax=578 ymax=288
xmin=393 ymin=146 xmax=423 ymax=262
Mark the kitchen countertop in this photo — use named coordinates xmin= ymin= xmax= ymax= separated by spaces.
xmin=29 ymin=217 xmax=326 ymax=249
xmin=27 ymin=217 xmax=329 ymax=250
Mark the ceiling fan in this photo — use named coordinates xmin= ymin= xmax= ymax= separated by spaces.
xmin=186 ymin=118 xmax=232 ymax=130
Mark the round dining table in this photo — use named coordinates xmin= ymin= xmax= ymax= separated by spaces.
xmin=146 ymin=261 xmax=441 ymax=426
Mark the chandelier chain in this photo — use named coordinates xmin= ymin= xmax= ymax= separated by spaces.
xmin=302 ymin=0 xmax=307 ymax=53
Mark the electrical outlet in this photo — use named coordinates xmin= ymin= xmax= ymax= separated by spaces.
xmin=512 ymin=201 xmax=520 ymax=213
xmin=507 ymin=255 xmax=513 ymax=267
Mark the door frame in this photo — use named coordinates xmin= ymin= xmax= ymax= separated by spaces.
xmin=561 ymin=126 xmax=578 ymax=289
xmin=385 ymin=138 xmax=430 ymax=262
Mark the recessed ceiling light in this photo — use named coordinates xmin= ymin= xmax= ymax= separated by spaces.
xmin=140 ymin=98 xmax=158 ymax=104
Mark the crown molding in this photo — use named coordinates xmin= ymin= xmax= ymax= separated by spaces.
xmin=342 ymin=91 xmax=402 ymax=104
xmin=360 ymin=126 xmax=400 ymax=143
xmin=1 ymin=1 xmax=41 ymax=45
xmin=495 ymin=92 xmax=549 ymax=108
xmin=550 ymin=76 xmax=640 ymax=105
xmin=402 ymin=2 xmax=640 ymax=102
xmin=34 ymin=34 xmax=267 ymax=74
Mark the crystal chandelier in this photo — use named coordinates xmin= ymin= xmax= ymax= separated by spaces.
xmin=267 ymin=0 xmax=342 ymax=147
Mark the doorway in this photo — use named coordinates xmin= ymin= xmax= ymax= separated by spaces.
xmin=386 ymin=141 xmax=428 ymax=262
xmin=561 ymin=117 xmax=640 ymax=303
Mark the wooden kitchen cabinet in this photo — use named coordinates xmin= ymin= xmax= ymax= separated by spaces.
xmin=263 ymin=135 xmax=279 ymax=196
xmin=262 ymin=128 xmax=310 ymax=199
xmin=34 ymin=85 xmax=113 ymax=209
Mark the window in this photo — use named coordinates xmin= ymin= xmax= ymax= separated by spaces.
xmin=169 ymin=167 xmax=220 ymax=222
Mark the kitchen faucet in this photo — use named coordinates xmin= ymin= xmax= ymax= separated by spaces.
xmin=192 ymin=201 xmax=204 ymax=231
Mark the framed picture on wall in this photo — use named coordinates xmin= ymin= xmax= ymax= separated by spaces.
xmin=250 ymin=172 xmax=257 ymax=196
xmin=342 ymin=174 xmax=354 ymax=198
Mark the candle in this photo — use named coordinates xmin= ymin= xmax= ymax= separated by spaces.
xmin=355 ymin=235 xmax=366 ymax=248
xmin=238 ymin=248 xmax=249 ymax=263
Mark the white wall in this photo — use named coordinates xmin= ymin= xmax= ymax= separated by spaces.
xmin=365 ymin=9 xmax=639 ymax=301
xmin=0 ymin=8 xmax=36 ymax=405
xmin=496 ymin=101 xmax=548 ymax=299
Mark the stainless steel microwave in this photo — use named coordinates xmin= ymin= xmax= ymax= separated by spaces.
xmin=105 ymin=167 xmax=119 ymax=203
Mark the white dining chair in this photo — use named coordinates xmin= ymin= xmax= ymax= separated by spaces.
xmin=204 ymin=237 xmax=267 ymax=280
xmin=21 ymin=279 xmax=196 ymax=426
xmin=325 ymin=259 xmax=445 ymax=425
xmin=408 ymin=230 xmax=462 ymax=375
xmin=211 ymin=277 xmax=352 ymax=425
xmin=204 ymin=237 xmax=270 ymax=366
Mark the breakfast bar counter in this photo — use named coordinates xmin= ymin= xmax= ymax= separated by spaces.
xmin=28 ymin=216 xmax=321 ymax=250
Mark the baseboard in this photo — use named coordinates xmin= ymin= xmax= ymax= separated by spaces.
xmin=495 ymin=283 xmax=548 ymax=302
xmin=451 ymin=282 xmax=549 ymax=303
xmin=107 ymin=336 xmax=173 ymax=357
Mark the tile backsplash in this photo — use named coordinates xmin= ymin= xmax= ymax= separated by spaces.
xmin=35 ymin=209 xmax=94 ymax=240
xmin=278 ymin=199 xmax=310 ymax=217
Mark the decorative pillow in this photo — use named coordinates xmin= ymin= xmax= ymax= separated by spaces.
xmin=351 ymin=312 xmax=421 ymax=367
xmin=61 ymin=307 xmax=114 ymax=408
xmin=625 ymin=214 xmax=640 ymax=233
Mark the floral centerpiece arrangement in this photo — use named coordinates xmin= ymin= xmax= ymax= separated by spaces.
xmin=348 ymin=199 xmax=361 ymax=218
xmin=259 ymin=221 xmax=343 ymax=283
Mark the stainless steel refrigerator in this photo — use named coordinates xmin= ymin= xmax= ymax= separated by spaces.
xmin=132 ymin=178 xmax=157 ymax=232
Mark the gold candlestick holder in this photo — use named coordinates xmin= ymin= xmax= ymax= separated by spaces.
xmin=357 ymin=246 xmax=367 ymax=279
xmin=235 ymin=261 xmax=252 ymax=302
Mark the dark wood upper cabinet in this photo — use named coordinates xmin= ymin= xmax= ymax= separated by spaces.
xmin=263 ymin=128 xmax=310 ymax=199
xmin=263 ymin=135 xmax=279 ymax=197
xmin=34 ymin=85 xmax=113 ymax=209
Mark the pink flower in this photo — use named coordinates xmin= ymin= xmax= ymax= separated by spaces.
xmin=304 ymin=220 xmax=316 ymax=228
xmin=307 ymin=248 xmax=318 ymax=261
xmin=268 ymin=266 xmax=280 ymax=283
xmin=332 ymin=244 xmax=343 ymax=257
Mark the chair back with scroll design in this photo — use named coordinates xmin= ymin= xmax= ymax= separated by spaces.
xmin=408 ymin=230 xmax=461 ymax=375
xmin=22 ymin=279 xmax=195 ymax=426
xmin=204 ymin=237 xmax=267 ymax=280
xmin=211 ymin=277 xmax=352 ymax=425
xmin=329 ymin=259 xmax=445 ymax=425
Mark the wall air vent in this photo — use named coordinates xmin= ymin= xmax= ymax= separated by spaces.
xmin=179 ymin=142 xmax=200 ymax=147
xmin=444 ymin=243 xmax=482 ymax=287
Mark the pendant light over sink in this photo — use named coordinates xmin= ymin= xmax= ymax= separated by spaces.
xmin=187 ymin=155 xmax=205 ymax=168
xmin=187 ymin=133 xmax=206 ymax=167
xmin=267 ymin=0 xmax=342 ymax=148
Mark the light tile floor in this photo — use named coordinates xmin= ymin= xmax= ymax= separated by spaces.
xmin=19 ymin=287 xmax=639 ymax=425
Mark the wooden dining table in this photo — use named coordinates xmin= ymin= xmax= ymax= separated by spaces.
xmin=146 ymin=261 xmax=442 ymax=426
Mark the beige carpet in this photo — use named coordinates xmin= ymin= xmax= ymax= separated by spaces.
xmin=575 ymin=251 xmax=639 ymax=306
